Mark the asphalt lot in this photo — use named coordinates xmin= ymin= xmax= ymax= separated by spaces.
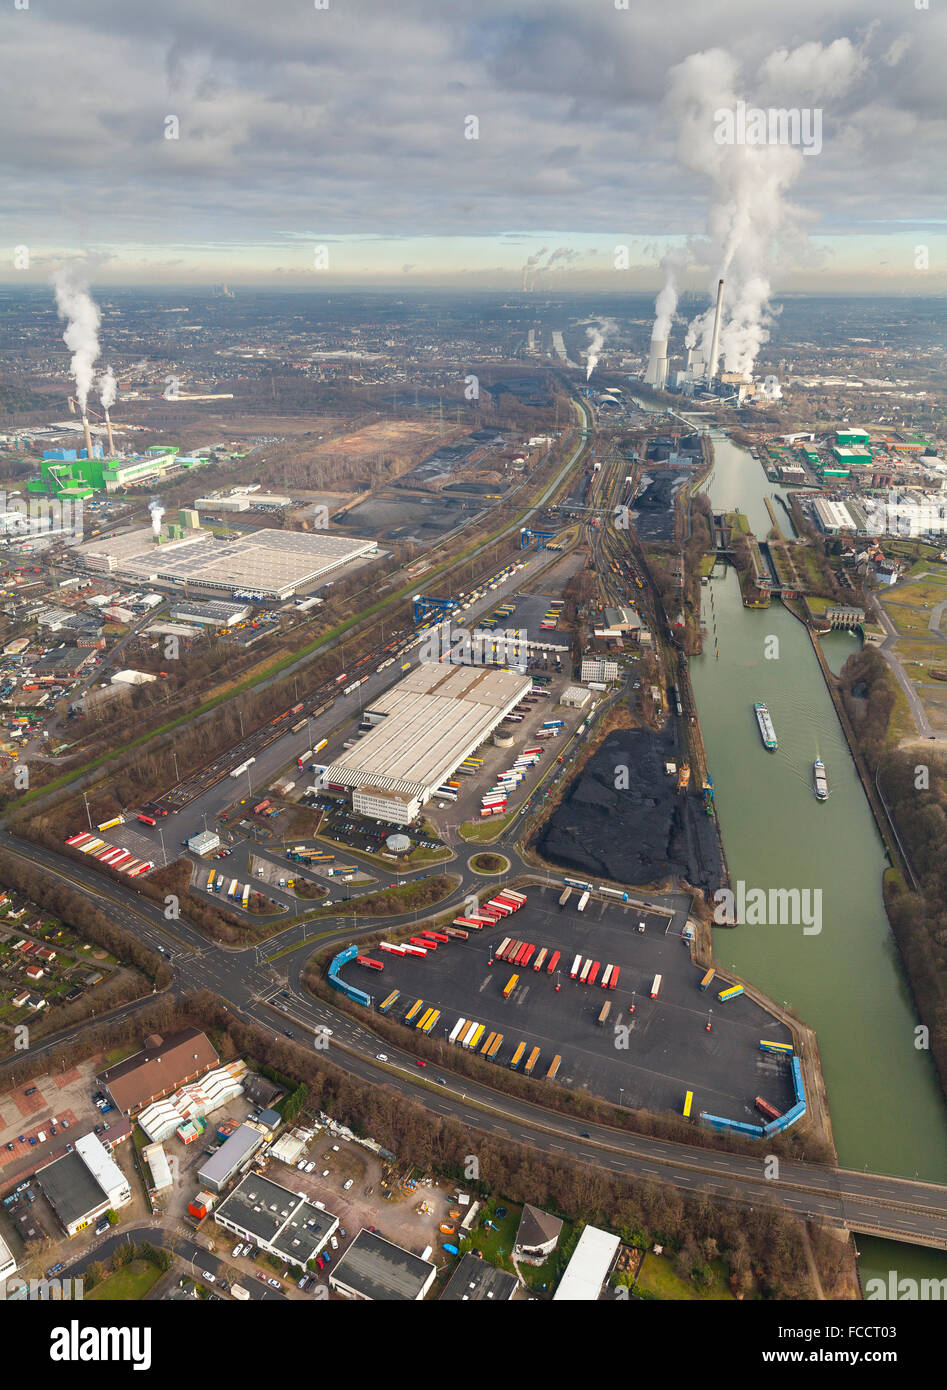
xmin=343 ymin=884 xmax=796 ymax=1120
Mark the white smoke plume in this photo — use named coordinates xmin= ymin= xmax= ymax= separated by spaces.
xmin=522 ymin=247 xmax=548 ymax=292
xmin=148 ymin=499 xmax=166 ymax=537
xmin=651 ymin=247 xmax=691 ymax=345
xmin=585 ymin=317 xmax=617 ymax=379
xmin=98 ymin=365 xmax=118 ymax=410
xmin=51 ymin=262 xmax=102 ymax=414
xmin=522 ymin=246 xmax=578 ymax=292
xmin=660 ymin=40 xmax=863 ymax=378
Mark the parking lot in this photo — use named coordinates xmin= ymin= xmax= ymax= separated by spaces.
xmin=344 ymin=885 xmax=796 ymax=1121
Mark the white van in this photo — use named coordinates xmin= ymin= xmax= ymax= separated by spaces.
xmin=330 ymin=1235 xmax=339 ymax=1250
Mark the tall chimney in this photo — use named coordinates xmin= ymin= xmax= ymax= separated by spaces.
xmin=706 ymin=278 xmax=725 ymax=383
xmin=104 ymin=408 xmax=115 ymax=456
xmin=81 ymin=414 xmax=94 ymax=460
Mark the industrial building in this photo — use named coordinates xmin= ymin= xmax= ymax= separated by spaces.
xmin=98 ymin=1028 xmax=219 ymax=1117
xmin=440 ymin=1253 xmax=519 ymax=1301
xmin=170 ymin=600 xmax=251 ymax=627
xmin=197 ymin=1123 xmax=264 ymax=1193
xmin=581 ymin=656 xmax=619 ymax=684
xmin=35 ymin=1134 xmax=132 ymax=1237
xmin=328 ymin=1229 xmax=437 ymax=1301
xmin=552 ymin=1225 xmax=621 ymax=1300
xmin=324 ymin=662 xmax=533 ymax=824
xmin=187 ymin=830 xmax=221 ymax=856
xmin=143 ymin=1144 xmax=173 ymax=1191
xmin=213 ymin=1173 xmax=337 ymax=1269
xmin=29 ymin=447 xmax=208 ymax=499
xmin=137 ymin=1060 xmax=247 ymax=1143
xmin=77 ymin=525 xmax=375 ymax=601
xmin=812 ymin=498 xmax=856 ymax=535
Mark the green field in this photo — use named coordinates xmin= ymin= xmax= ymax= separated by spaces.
xmin=85 ymin=1259 xmax=163 ymax=1302
xmin=633 ymin=1252 xmax=734 ymax=1301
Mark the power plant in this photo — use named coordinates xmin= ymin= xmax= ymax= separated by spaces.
xmin=642 ymin=274 xmax=769 ymax=406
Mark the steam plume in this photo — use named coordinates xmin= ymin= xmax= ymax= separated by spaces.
xmin=51 ymin=262 xmax=102 ymax=414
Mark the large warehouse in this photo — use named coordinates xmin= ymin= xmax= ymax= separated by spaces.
xmin=214 ymin=1173 xmax=337 ymax=1269
xmin=323 ymin=662 xmax=533 ymax=824
xmin=77 ymin=526 xmax=376 ymax=600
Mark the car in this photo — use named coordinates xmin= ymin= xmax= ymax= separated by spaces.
xmin=343 ymin=1178 xmax=353 ymax=1191
xmin=256 ymin=1271 xmax=267 ymax=1283
xmin=267 ymin=1278 xmax=281 ymax=1289
xmin=60 ymin=1120 xmax=68 ymax=1130
xmin=284 ymin=1030 xmax=294 ymax=1039
xmin=296 ymin=1159 xmax=307 ymax=1170
xmin=66 ymin=1143 xmax=74 ymax=1153
xmin=579 ymin=1131 xmax=591 ymax=1139
xmin=24 ymin=1086 xmax=37 ymax=1097
xmin=415 ymin=1059 xmax=427 ymax=1068
xmin=4 ymin=1143 xmax=12 ymax=1152
xmin=437 ymin=1078 xmax=447 ymax=1086
xmin=45 ymin=1263 xmax=65 ymax=1278
xmin=202 ymin=1271 xmax=216 ymax=1284
xmin=305 ymin=1161 xmax=315 ymax=1174
xmin=28 ymin=1136 xmax=37 ymax=1146
xmin=233 ymin=1244 xmax=244 ymax=1258
xmin=95 ymin=1218 xmax=110 ymax=1235
xmin=331 ymin=1144 xmax=339 ymax=1152
xmin=316 ymin=1255 xmax=326 ymax=1269
xmin=330 ymin=1235 xmax=339 ymax=1250
xmin=375 ymin=1053 xmax=388 ymax=1062
xmin=17 ymin=1135 xmax=25 ymax=1144
xmin=322 ymin=1169 xmax=330 ymax=1178
xmin=219 ymin=1280 xmax=229 ymax=1291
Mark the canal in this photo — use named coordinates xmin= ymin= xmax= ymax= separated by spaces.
xmin=637 ymin=407 xmax=947 ymax=1285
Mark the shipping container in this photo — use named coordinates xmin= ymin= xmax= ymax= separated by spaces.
xmin=587 ymin=960 xmax=601 ymax=986
xmin=608 ymin=965 xmax=620 ymax=990
xmin=449 ymin=1018 xmax=468 ymax=1045
xmin=754 ymin=1096 xmax=780 ymax=1122
xmin=759 ymin=1039 xmax=793 ymax=1055
xmin=503 ymin=973 xmax=519 ymax=999
xmin=579 ymin=958 xmax=593 ymax=984
xmin=576 ymin=890 xmax=590 ymax=913
xmin=487 ymin=1032 xmax=504 ymax=1059
xmin=523 ymin=1046 xmax=541 ymax=1076
xmin=699 ymin=968 xmax=716 ymax=992
xmin=570 ymin=953 xmax=582 ymax=979
xmin=546 ymin=949 xmax=561 ymax=975
xmin=717 ymin=985 xmax=744 ymax=1002
xmin=404 ymin=999 xmax=424 ymax=1024
xmin=683 ymin=1090 xmax=694 ymax=1119
xmin=600 ymin=964 xmax=613 ymax=989
xmin=509 ymin=1042 xmax=526 ymax=1069
xmin=421 ymin=1009 xmax=440 ymax=1034
xmin=533 ymin=947 xmax=548 ymax=972
xmin=379 ymin=990 xmax=400 ymax=1014
xmin=650 ymin=973 xmax=662 ymax=998
xmin=597 ymin=1000 xmax=611 ymax=1026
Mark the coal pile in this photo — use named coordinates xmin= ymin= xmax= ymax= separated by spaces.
xmin=537 ymin=728 xmax=722 ymax=890
xmin=632 ymin=469 xmax=690 ymax=542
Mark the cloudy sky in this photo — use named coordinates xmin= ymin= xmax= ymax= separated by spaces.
xmin=2 ymin=0 xmax=945 ymax=292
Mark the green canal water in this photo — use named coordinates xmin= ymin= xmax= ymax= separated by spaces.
xmin=674 ymin=421 xmax=947 ymax=1287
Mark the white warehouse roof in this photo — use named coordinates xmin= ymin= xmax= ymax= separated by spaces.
xmin=325 ymin=662 xmax=532 ymax=802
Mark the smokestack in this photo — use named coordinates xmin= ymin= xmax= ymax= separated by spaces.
xmin=706 ymin=278 xmax=724 ymax=383
xmin=81 ymin=415 xmax=94 ymax=460
xmin=104 ymin=408 xmax=115 ymax=456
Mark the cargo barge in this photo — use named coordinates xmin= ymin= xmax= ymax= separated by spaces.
xmin=754 ymin=701 xmax=777 ymax=751
xmin=813 ymin=758 xmax=828 ymax=800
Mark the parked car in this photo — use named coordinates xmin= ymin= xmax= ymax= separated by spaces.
xmin=202 ymin=1271 xmax=216 ymax=1284
xmin=343 ymin=1179 xmax=353 ymax=1191
xmin=322 ymin=1169 xmax=330 ymax=1178
xmin=24 ymin=1087 xmax=37 ymax=1097
xmin=95 ymin=1218 xmax=110 ymax=1235
xmin=267 ymin=1278 xmax=281 ymax=1289
xmin=305 ymin=1161 xmax=315 ymax=1174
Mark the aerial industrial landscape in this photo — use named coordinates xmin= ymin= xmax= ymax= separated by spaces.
xmin=1 ymin=0 xmax=945 ymax=1362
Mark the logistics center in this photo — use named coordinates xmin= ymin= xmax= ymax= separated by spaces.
xmin=323 ymin=662 xmax=534 ymax=824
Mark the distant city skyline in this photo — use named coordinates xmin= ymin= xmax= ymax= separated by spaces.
xmin=2 ymin=1 xmax=945 ymax=293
